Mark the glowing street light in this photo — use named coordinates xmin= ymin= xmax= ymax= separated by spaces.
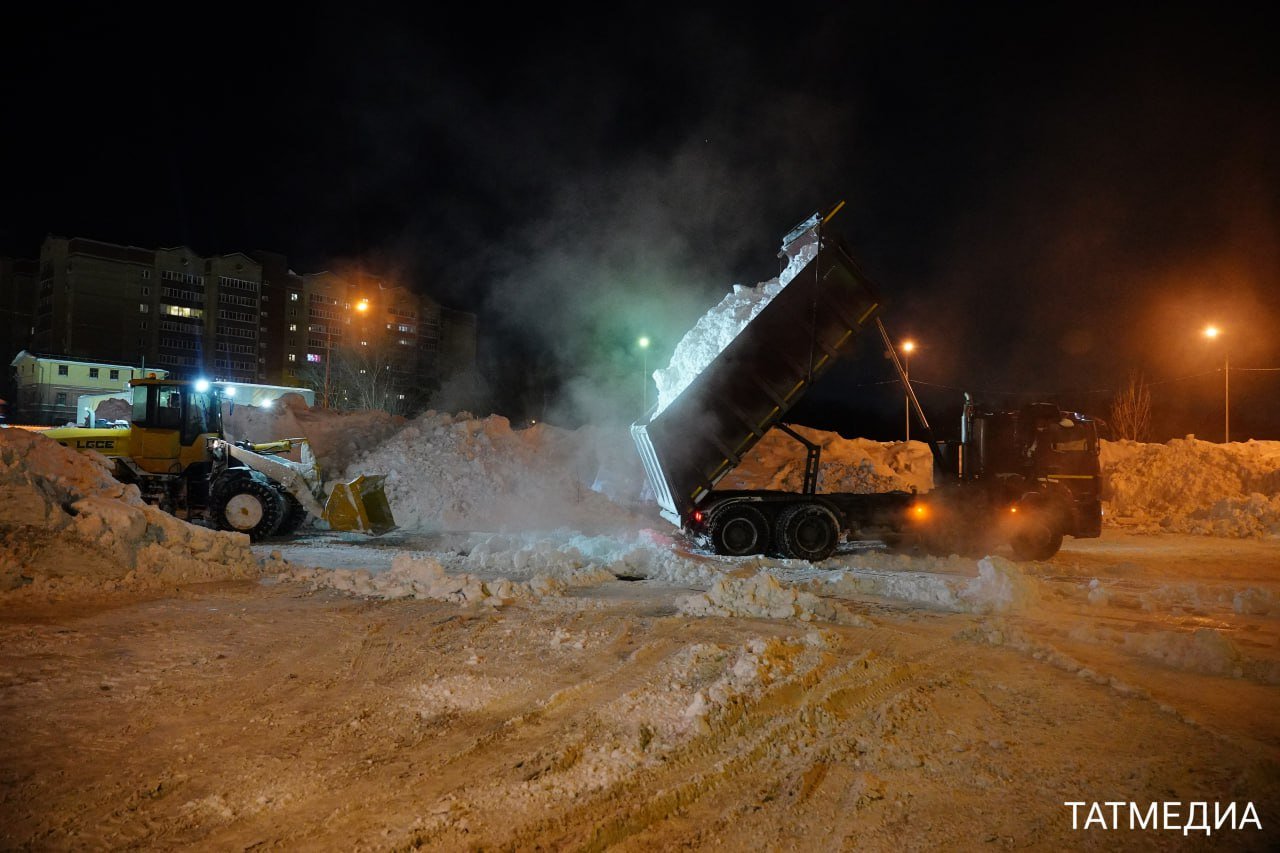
xmin=901 ymin=340 xmax=917 ymax=441
xmin=355 ymin=298 xmax=370 ymax=313
xmin=1203 ymin=325 xmax=1228 ymax=442
xmin=638 ymin=336 xmax=651 ymax=415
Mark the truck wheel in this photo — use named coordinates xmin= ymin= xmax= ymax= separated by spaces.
xmin=708 ymin=504 xmax=769 ymax=557
xmin=1009 ymin=513 xmax=1063 ymax=561
xmin=211 ymin=477 xmax=285 ymax=541
xmin=775 ymin=503 xmax=840 ymax=562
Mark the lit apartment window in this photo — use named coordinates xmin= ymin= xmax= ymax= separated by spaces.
xmin=58 ymin=364 xmax=68 ymax=376
xmin=397 ymin=394 xmax=406 ymax=400
xmin=289 ymin=323 xmax=297 ymax=332
xmin=139 ymin=303 xmax=150 ymax=313
xmin=290 ymin=292 xmax=299 ymax=301
xmin=361 ymin=340 xmax=368 ymax=346
xmin=306 ymin=353 xmax=321 ymax=363
xmin=89 ymin=367 xmax=99 ymax=378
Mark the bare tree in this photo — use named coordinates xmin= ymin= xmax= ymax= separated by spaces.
xmin=1109 ymin=370 xmax=1152 ymax=441
xmin=296 ymin=341 xmax=437 ymax=415
xmin=329 ymin=341 xmax=402 ymax=413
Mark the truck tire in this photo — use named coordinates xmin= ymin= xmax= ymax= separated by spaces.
xmin=774 ymin=503 xmax=840 ymax=562
xmin=708 ymin=504 xmax=769 ymax=557
xmin=1009 ymin=511 xmax=1063 ymax=561
xmin=211 ymin=476 xmax=286 ymax=541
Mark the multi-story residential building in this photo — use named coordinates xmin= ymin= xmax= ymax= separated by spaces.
xmin=32 ymin=237 xmax=264 ymax=383
xmin=13 ymin=235 xmax=476 ymax=413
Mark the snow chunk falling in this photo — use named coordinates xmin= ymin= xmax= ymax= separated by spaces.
xmin=651 ymin=223 xmax=820 ymax=416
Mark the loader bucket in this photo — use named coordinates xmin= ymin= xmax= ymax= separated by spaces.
xmin=323 ymin=475 xmax=396 ymax=534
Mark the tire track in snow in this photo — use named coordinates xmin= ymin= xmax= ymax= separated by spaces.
xmin=487 ymin=638 xmax=939 ymax=851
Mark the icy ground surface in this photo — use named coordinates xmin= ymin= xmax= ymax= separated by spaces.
xmin=3 ymin=421 xmax=1279 ymax=848
xmin=4 ymin=411 xmax=1280 ymax=848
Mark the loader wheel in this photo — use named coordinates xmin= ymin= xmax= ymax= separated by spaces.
xmin=211 ymin=477 xmax=285 ymax=541
xmin=774 ymin=503 xmax=840 ymax=562
xmin=1009 ymin=512 xmax=1063 ymax=561
xmin=273 ymin=488 xmax=309 ymax=536
xmin=708 ymin=504 xmax=769 ymax=557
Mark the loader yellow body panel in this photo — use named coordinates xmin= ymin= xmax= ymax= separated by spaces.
xmin=43 ymin=427 xmax=131 ymax=457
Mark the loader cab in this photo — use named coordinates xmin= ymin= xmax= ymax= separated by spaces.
xmin=128 ymin=378 xmax=224 ymax=474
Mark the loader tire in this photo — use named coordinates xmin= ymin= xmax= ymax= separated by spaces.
xmin=708 ymin=504 xmax=769 ymax=557
xmin=273 ymin=488 xmax=309 ymax=536
xmin=211 ymin=476 xmax=285 ymax=541
xmin=774 ymin=503 xmax=840 ymax=562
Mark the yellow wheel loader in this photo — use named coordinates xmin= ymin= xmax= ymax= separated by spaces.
xmin=44 ymin=377 xmax=395 ymax=541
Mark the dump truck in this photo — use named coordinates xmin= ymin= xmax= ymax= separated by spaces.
xmin=44 ymin=376 xmax=395 ymax=541
xmin=631 ymin=205 xmax=1101 ymax=561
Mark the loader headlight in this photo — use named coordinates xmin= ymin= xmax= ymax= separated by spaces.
xmin=194 ymin=379 xmax=210 ymax=393
xmin=910 ymin=503 xmax=930 ymax=522
xmin=223 ymin=386 xmax=236 ymax=398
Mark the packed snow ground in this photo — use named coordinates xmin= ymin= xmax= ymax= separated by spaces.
xmin=2 ymin=410 xmax=1278 ymax=849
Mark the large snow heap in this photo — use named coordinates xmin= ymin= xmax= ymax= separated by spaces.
xmin=720 ymin=426 xmax=933 ymax=495
xmin=0 ymin=429 xmax=260 ymax=595
xmin=339 ymin=411 xmax=650 ymax=533
xmin=1100 ymin=438 xmax=1280 ymax=537
xmin=224 ymin=393 xmax=405 ymax=476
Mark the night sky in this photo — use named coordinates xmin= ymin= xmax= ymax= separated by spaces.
xmin=4 ymin=4 xmax=1277 ymax=440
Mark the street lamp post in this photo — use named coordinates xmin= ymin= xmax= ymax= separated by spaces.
xmin=638 ymin=336 xmax=650 ymax=416
xmin=1203 ymin=325 xmax=1228 ymax=443
xmin=901 ymin=340 xmax=916 ymax=442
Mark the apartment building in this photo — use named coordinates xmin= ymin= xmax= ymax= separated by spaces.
xmin=12 ymin=236 xmax=476 ymax=411
xmin=30 ymin=237 xmax=263 ymax=383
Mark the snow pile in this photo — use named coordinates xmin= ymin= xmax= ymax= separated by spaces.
xmin=462 ymin=529 xmax=730 ymax=587
xmin=652 ymin=223 xmax=819 ymax=415
xmin=676 ymin=571 xmax=864 ymax=623
xmin=0 ymin=429 xmax=260 ymax=595
xmin=276 ymin=552 xmax=610 ymax=606
xmin=720 ymin=427 xmax=933 ymax=494
xmin=224 ymin=397 xmax=406 ymax=476
xmin=1101 ymin=438 xmax=1280 ymax=537
xmin=339 ymin=413 xmax=649 ymax=533
xmin=815 ymin=554 xmax=1038 ymax=614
